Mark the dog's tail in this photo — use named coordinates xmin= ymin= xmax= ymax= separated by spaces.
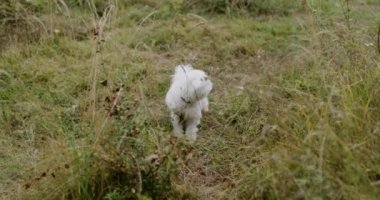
xmin=174 ymin=64 xmax=193 ymax=76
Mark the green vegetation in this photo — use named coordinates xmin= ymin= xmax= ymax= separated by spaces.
xmin=1 ymin=0 xmax=380 ymax=199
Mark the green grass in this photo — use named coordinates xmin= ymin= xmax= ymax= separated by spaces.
xmin=1 ymin=0 xmax=380 ymax=199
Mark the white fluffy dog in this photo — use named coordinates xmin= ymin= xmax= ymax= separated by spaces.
xmin=165 ymin=64 xmax=213 ymax=141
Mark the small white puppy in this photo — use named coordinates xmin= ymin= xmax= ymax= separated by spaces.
xmin=165 ymin=64 xmax=213 ymax=141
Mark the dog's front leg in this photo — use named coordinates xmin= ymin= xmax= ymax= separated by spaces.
xmin=200 ymin=97 xmax=209 ymax=113
xmin=185 ymin=118 xmax=199 ymax=142
xmin=171 ymin=112 xmax=184 ymax=137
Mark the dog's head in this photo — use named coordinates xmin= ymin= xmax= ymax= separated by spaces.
xmin=187 ymin=69 xmax=213 ymax=100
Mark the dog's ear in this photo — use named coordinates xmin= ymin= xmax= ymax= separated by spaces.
xmin=185 ymin=64 xmax=194 ymax=70
xmin=175 ymin=64 xmax=193 ymax=74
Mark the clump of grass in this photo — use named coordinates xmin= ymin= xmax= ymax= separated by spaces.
xmin=233 ymin=10 xmax=380 ymax=200
xmin=0 ymin=1 xmax=190 ymax=199
xmin=0 ymin=0 xmax=48 ymax=48
xmin=184 ymin=0 xmax=302 ymax=16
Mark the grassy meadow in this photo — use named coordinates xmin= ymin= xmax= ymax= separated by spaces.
xmin=1 ymin=0 xmax=380 ymax=199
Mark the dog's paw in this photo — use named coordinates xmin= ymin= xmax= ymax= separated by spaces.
xmin=173 ymin=129 xmax=184 ymax=137
xmin=186 ymin=133 xmax=197 ymax=143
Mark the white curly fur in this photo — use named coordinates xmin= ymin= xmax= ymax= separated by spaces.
xmin=165 ymin=64 xmax=213 ymax=141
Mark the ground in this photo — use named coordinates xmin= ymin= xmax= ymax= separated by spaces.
xmin=1 ymin=0 xmax=380 ymax=199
